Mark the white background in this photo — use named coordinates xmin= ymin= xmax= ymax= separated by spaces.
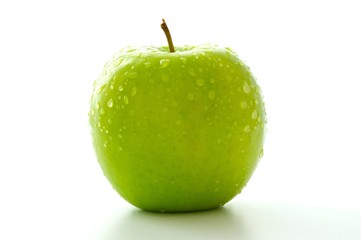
xmin=1 ymin=0 xmax=361 ymax=239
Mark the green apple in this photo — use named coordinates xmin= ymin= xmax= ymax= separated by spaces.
xmin=89 ymin=20 xmax=266 ymax=212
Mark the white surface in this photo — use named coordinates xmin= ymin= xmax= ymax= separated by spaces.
xmin=1 ymin=0 xmax=361 ymax=239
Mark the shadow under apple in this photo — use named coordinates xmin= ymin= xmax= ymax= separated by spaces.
xmin=99 ymin=205 xmax=246 ymax=240
xmin=91 ymin=201 xmax=361 ymax=240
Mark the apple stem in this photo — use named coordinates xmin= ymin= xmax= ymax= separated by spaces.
xmin=161 ymin=19 xmax=175 ymax=53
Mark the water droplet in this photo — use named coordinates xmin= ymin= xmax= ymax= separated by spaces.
xmin=103 ymin=141 xmax=108 ymax=148
xmin=187 ymin=69 xmax=196 ymax=76
xmin=161 ymin=74 xmax=169 ymax=82
xmin=196 ymin=78 xmax=205 ymax=86
xmin=96 ymin=102 xmax=100 ymax=110
xmin=107 ymin=119 xmax=112 ymax=125
xmin=259 ymin=148 xmax=264 ymax=158
xmin=240 ymin=101 xmax=248 ymax=109
xmin=123 ymin=95 xmax=129 ymax=105
xmin=100 ymin=108 xmax=105 ymax=115
xmin=180 ymin=57 xmax=187 ymax=64
xmin=113 ymin=58 xmax=123 ymax=67
xmin=97 ymin=121 xmax=101 ymax=127
xmin=210 ymin=78 xmax=215 ymax=84
xmin=244 ymin=125 xmax=251 ymax=133
xmin=107 ymin=98 xmax=113 ymax=108
xmin=208 ymin=90 xmax=216 ymax=99
xmin=131 ymin=87 xmax=137 ymax=96
xmin=148 ymin=78 xmax=155 ymax=84
xmin=118 ymin=86 xmax=124 ymax=91
xmin=90 ymin=109 xmax=95 ymax=115
xmin=252 ymin=110 xmax=258 ymax=119
xmin=126 ymin=72 xmax=138 ymax=79
xmin=255 ymin=99 xmax=259 ymax=105
xmin=118 ymin=134 xmax=122 ymax=139
xmin=160 ymin=59 xmax=170 ymax=68
xmin=187 ymin=92 xmax=194 ymax=100
xmin=144 ymin=62 xmax=151 ymax=68
xmin=96 ymin=84 xmax=106 ymax=94
xmin=125 ymin=47 xmax=137 ymax=53
xmin=243 ymin=83 xmax=251 ymax=94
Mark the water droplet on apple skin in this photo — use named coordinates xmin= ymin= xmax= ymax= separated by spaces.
xmin=131 ymin=87 xmax=137 ymax=96
xmin=243 ymin=83 xmax=251 ymax=94
xmin=187 ymin=92 xmax=194 ymax=100
xmin=113 ymin=58 xmax=123 ymax=67
xmin=259 ymin=148 xmax=264 ymax=158
xmin=124 ymin=71 xmax=138 ymax=79
xmin=97 ymin=84 xmax=106 ymax=94
xmin=196 ymin=78 xmax=205 ymax=86
xmin=244 ymin=125 xmax=251 ymax=133
xmin=123 ymin=95 xmax=129 ymax=105
xmin=180 ymin=57 xmax=187 ymax=64
xmin=159 ymin=59 xmax=170 ymax=68
xmin=143 ymin=62 xmax=151 ymax=68
xmin=240 ymin=101 xmax=248 ymax=109
xmin=252 ymin=110 xmax=258 ymax=119
xmin=107 ymin=98 xmax=113 ymax=108
xmin=187 ymin=69 xmax=196 ymax=77
xmin=208 ymin=90 xmax=216 ymax=99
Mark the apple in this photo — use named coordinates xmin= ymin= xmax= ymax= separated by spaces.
xmin=89 ymin=20 xmax=266 ymax=212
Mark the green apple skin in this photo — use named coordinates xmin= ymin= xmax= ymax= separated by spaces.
xmin=89 ymin=44 xmax=266 ymax=212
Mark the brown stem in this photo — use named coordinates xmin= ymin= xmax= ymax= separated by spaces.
xmin=161 ymin=19 xmax=175 ymax=53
